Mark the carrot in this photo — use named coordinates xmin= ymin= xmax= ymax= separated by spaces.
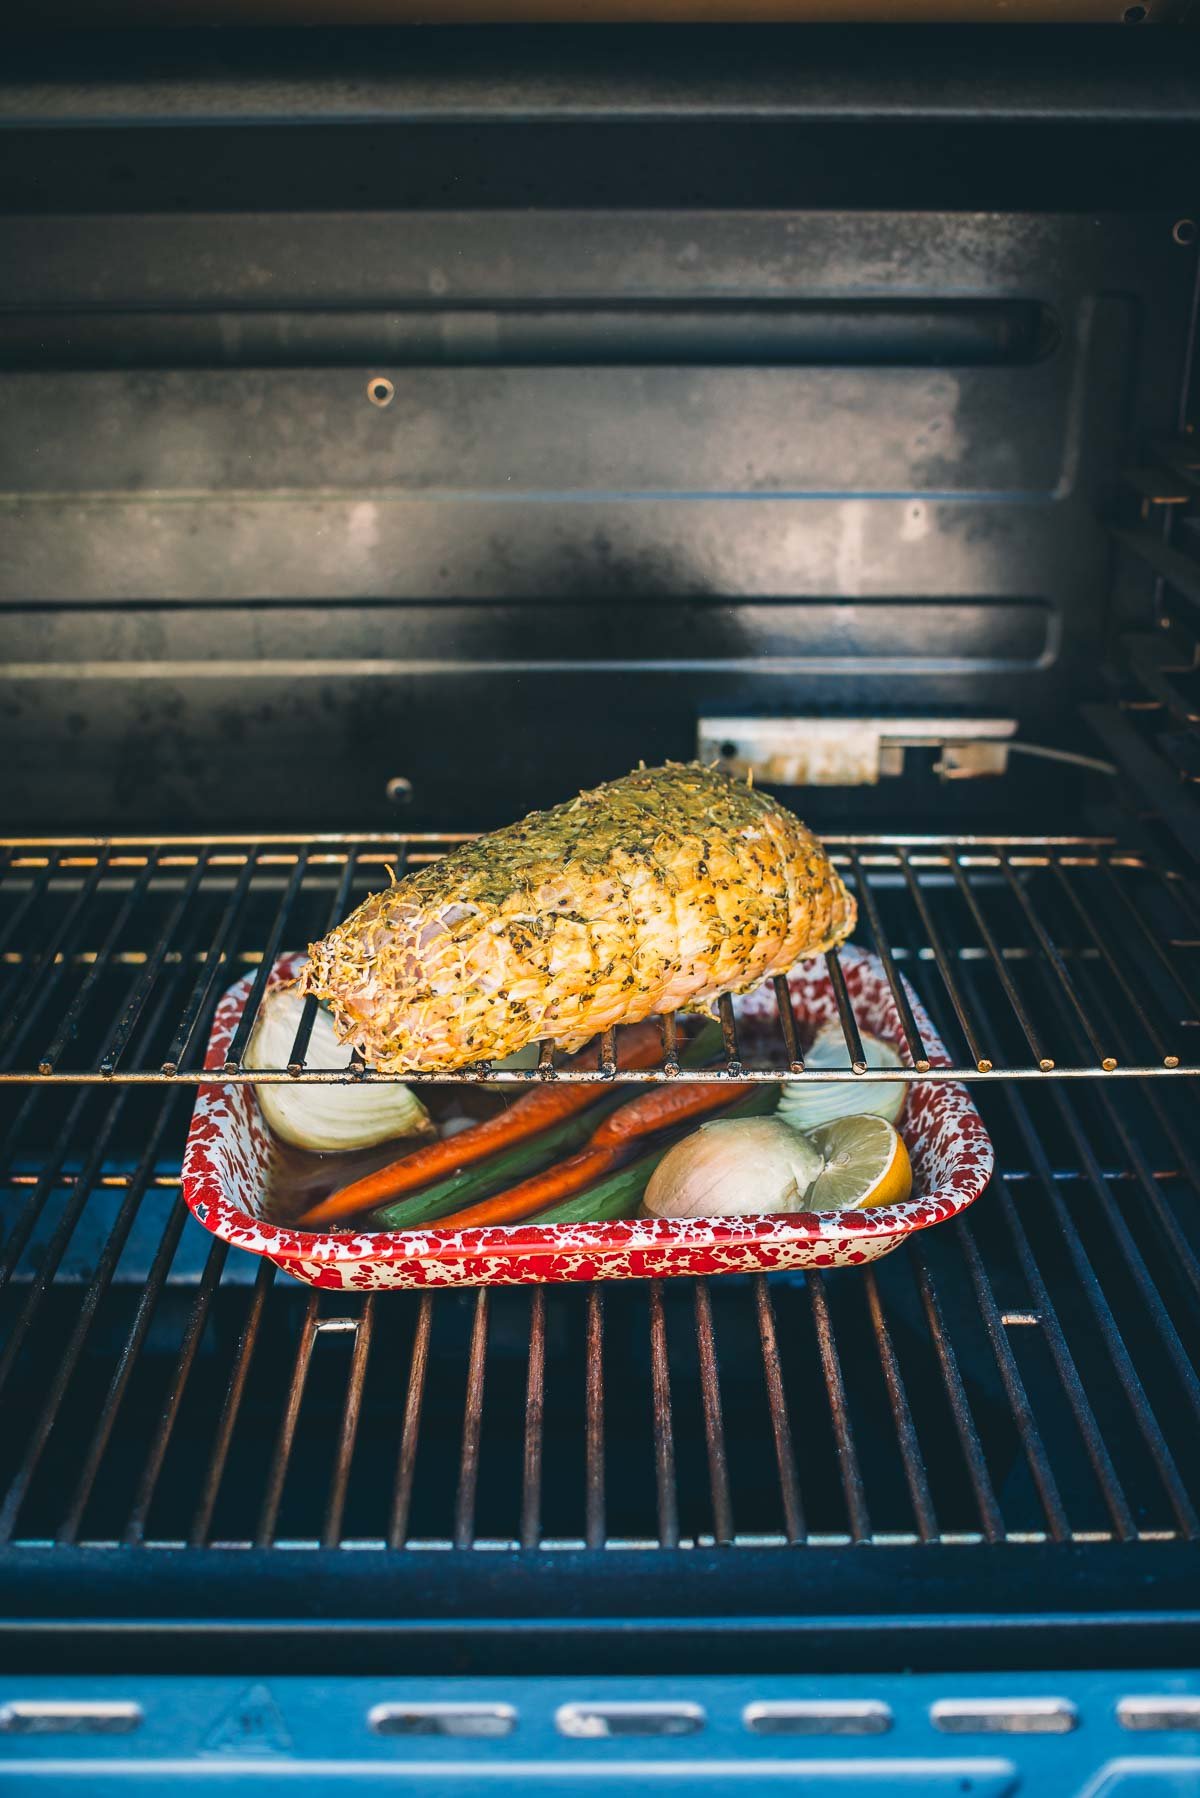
xmin=431 ymin=1078 xmax=756 ymax=1232
xmin=295 ymin=1018 xmax=663 ymax=1230
xmin=589 ymin=1078 xmax=752 ymax=1146
xmin=529 ymin=1142 xmax=672 ymax=1226
xmin=530 ymin=1086 xmax=782 ymax=1226
xmin=360 ymin=1105 xmax=616 ymax=1234
xmin=431 ymin=1145 xmax=629 ymax=1232
xmin=361 ymin=1018 xmax=722 ymax=1231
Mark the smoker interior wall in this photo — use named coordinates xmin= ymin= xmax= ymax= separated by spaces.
xmin=1 ymin=28 xmax=1198 ymax=829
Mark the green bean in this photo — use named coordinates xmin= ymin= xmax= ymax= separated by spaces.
xmin=529 ymin=1084 xmax=781 ymax=1225
xmin=367 ymin=1018 xmax=725 ymax=1229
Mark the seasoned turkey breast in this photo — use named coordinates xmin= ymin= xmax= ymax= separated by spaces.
xmin=300 ymin=763 xmax=855 ymax=1074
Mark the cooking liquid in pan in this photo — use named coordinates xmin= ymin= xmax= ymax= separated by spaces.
xmin=260 ymin=1086 xmax=515 ymax=1227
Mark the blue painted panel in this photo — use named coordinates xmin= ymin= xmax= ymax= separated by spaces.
xmin=3 ymin=1670 xmax=1200 ymax=1796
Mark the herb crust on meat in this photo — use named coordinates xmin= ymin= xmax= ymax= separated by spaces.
xmin=300 ymin=763 xmax=855 ymax=1073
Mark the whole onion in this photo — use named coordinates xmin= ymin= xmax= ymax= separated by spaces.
xmin=641 ymin=1117 xmax=824 ymax=1220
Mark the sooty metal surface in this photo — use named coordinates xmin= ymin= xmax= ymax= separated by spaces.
xmin=0 ymin=834 xmax=1196 ymax=1082
xmin=0 ymin=182 xmax=1193 ymax=833
xmin=1098 ymin=427 xmax=1200 ymax=866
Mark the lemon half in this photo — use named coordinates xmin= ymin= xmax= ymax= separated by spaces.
xmin=805 ymin=1113 xmax=912 ymax=1211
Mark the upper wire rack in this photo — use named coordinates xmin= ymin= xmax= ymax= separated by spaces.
xmin=0 ymin=834 xmax=1196 ymax=1084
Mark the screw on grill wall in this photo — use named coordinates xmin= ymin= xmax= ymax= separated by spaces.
xmin=367 ymin=376 xmax=395 ymax=407
xmin=386 ymin=777 xmax=413 ymax=807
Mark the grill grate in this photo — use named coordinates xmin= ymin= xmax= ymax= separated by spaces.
xmin=1 ymin=834 xmax=1199 ymax=1564
xmin=0 ymin=833 xmax=1197 ymax=1083
xmin=2 ymin=1076 xmax=1200 ymax=1554
xmin=0 ymin=970 xmax=1194 ymax=1560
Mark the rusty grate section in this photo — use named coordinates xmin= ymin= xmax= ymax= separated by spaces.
xmin=0 ymin=834 xmax=1197 ymax=1084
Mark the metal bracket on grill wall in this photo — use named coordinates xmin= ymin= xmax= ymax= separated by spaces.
xmin=698 ymin=718 xmax=1017 ymax=788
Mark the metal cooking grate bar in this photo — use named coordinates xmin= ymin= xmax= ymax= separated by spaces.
xmin=896 ymin=847 xmax=992 ymax=1072
xmin=953 ymin=914 xmax=1200 ymax=1439
xmin=1163 ymin=865 xmax=1200 ymax=936
xmin=998 ymin=856 xmax=1115 ymax=1071
xmin=910 ymin=1241 xmax=1005 ymax=1544
xmin=1102 ymin=862 xmax=1200 ymax=1022
xmin=160 ymin=848 xmax=252 ymax=1075
xmin=124 ymin=1238 xmax=229 ymax=1547
xmin=38 ymin=850 xmax=162 ymax=1076
xmin=388 ymin=1292 xmax=433 ymax=1551
xmin=0 ymin=1089 xmax=96 ymax=1294
xmin=715 ymin=995 xmax=742 ymax=1075
xmin=1000 ymin=1085 xmax=1200 ymax=1540
xmin=928 ymin=924 xmax=1200 ymax=1540
xmin=954 ymin=1218 xmax=1069 ymax=1543
xmin=807 ymin=1272 xmax=871 ymax=1543
xmin=100 ymin=853 xmax=210 ymax=1076
xmin=288 ymin=845 xmax=364 ymax=1074
xmin=657 ymin=1010 xmax=681 ymax=1075
xmin=0 ymin=937 xmax=195 ymax=1294
xmin=0 ymin=836 xmax=1196 ymax=1082
xmin=0 ymin=946 xmax=195 ymax=1337
xmin=990 ymin=1174 xmax=1136 ymax=1542
xmin=57 ymin=1200 xmax=190 ymax=1545
xmin=189 ymin=1257 xmax=275 ymax=1548
xmin=0 ymin=1088 xmax=186 ymax=1545
xmin=0 ymin=848 xmax=111 ymax=1070
xmin=454 ymin=1290 xmax=490 ymax=1551
xmin=521 ymin=1287 xmax=546 ymax=1552
xmin=323 ymin=1297 xmax=375 ymax=1550
xmin=1096 ymin=1086 xmax=1200 ymax=1309
xmin=752 ymin=1275 xmax=805 ymax=1544
xmin=584 ymin=1286 xmax=606 ymax=1551
xmin=862 ymin=1268 xmax=938 ymax=1543
xmin=1026 ymin=933 xmax=1200 ymax=1307
xmin=770 ymin=973 xmax=805 ymax=1073
xmin=224 ymin=848 xmax=312 ymax=1073
xmin=951 ymin=857 xmax=1054 ymax=1072
xmin=0 ymin=1086 xmax=166 ymax=1407
xmin=648 ymin=1282 xmax=680 ymax=1549
xmin=823 ymin=950 xmax=867 ymax=1073
xmin=0 ymin=848 xmax=59 ymax=963
xmin=693 ymin=1279 xmax=734 ymax=1546
xmin=1047 ymin=862 xmax=1179 ymax=1068
xmin=1050 ymin=1086 xmax=1200 ymax=1433
xmin=0 ymin=1088 xmax=43 ymax=1199
xmin=256 ymin=1293 xmax=319 ymax=1548
xmin=847 ymin=849 xmax=930 ymax=1071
